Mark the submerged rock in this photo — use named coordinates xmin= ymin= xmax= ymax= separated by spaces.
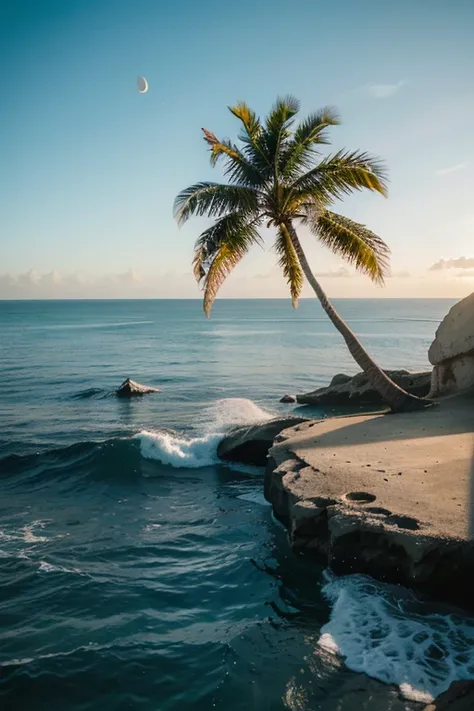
xmin=296 ymin=369 xmax=431 ymax=407
xmin=429 ymin=291 xmax=474 ymax=397
xmin=425 ymin=681 xmax=474 ymax=710
xmin=279 ymin=394 xmax=296 ymax=403
xmin=116 ymin=378 xmax=160 ymax=397
xmin=217 ymin=416 xmax=308 ymax=466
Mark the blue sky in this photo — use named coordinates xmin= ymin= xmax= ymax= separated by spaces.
xmin=1 ymin=0 xmax=473 ymax=298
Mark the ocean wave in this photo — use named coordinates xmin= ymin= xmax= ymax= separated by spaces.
xmin=70 ymin=388 xmax=107 ymax=400
xmin=38 ymin=560 xmax=83 ymax=575
xmin=137 ymin=398 xmax=274 ymax=469
xmin=318 ymin=571 xmax=474 ymax=703
xmin=0 ymin=438 xmax=139 ymax=486
xmin=1 ymin=398 xmax=275 ymax=479
xmin=138 ymin=430 xmax=222 ymax=468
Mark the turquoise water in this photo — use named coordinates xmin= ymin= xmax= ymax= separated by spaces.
xmin=1 ymin=298 xmax=473 ymax=710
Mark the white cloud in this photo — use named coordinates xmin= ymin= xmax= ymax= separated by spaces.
xmin=366 ymin=81 xmax=405 ymax=98
xmin=435 ymin=162 xmax=469 ymax=176
xmin=0 ymin=268 xmax=147 ymax=298
xmin=429 ymin=256 xmax=474 ymax=271
xmin=115 ymin=268 xmax=141 ymax=284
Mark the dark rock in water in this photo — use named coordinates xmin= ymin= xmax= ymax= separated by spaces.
xmin=279 ymin=394 xmax=296 ymax=403
xmin=330 ymin=373 xmax=352 ymax=387
xmin=296 ymin=369 xmax=432 ymax=407
xmin=425 ymin=681 xmax=474 ymax=710
xmin=116 ymin=378 xmax=160 ymax=397
xmin=217 ymin=417 xmax=308 ymax=466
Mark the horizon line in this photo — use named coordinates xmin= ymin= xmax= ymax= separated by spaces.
xmin=0 ymin=296 xmax=458 ymax=303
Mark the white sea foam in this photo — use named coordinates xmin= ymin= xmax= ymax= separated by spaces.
xmin=138 ymin=398 xmax=274 ymax=469
xmin=138 ymin=431 xmax=223 ymax=468
xmin=22 ymin=522 xmax=49 ymax=543
xmin=318 ymin=572 xmax=474 ymax=703
xmin=38 ymin=561 xmax=82 ymax=575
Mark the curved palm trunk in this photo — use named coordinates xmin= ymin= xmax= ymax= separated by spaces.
xmin=283 ymin=222 xmax=431 ymax=413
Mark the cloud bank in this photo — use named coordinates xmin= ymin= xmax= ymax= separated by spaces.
xmin=429 ymin=257 xmax=474 ymax=271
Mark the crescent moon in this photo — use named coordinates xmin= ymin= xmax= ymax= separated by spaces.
xmin=137 ymin=76 xmax=148 ymax=93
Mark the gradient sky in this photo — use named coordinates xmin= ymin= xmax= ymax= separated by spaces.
xmin=1 ymin=0 xmax=473 ymax=299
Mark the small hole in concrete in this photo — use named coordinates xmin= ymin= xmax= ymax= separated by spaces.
xmin=387 ymin=515 xmax=420 ymax=530
xmin=366 ymin=507 xmax=392 ymax=516
xmin=310 ymin=496 xmax=338 ymax=508
xmin=344 ymin=491 xmax=376 ymax=504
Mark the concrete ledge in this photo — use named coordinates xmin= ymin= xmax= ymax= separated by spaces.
xmin=264 ymin=391 xmax=474 ymax=609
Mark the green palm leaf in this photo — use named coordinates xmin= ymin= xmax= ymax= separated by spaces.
xmin=306 ymin=209 xmax=391 ymax=284
xmin=193 ymin=214 xmax=262 ymax=315
xmin=280 ymin=107 xmax=340 ymax=181
xmin=294 ymin=149 xmax=388 ymax=198
xmin=201 ymin=129 xmax=265 ymax=186
xmin=275 ymin=225 xmax=304 ymax=307
xmin=174 ymin=182 xmax=260 ymax=225
xmin=264 ymin=96 xmax=300 ymax=177
xmin=227 ymin=101 xmax=270 ymax=176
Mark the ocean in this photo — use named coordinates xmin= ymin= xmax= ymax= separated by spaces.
xmin=1 ymin=298 xmax=473 ymax=711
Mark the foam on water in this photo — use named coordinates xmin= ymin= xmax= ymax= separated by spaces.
xmin=38 ymin=561 xmax=82 ymax=575
xmin=138 ymin=398 xmax=274 ymax=469
xmin=318 ymin=572 xmax=474 ymax=703
xmin=138 ymin=430 xmax=223 ymax=468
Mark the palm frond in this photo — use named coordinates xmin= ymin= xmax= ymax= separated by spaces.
xmin=265 ymin=95 xmax=300 ymax=135
xmin=201 ymin=129 xmax=264 ymax=186
xmin=193 ymin=214 xmax=262 ymax=315
xmin=263 ymin=95 xmax=301 ymax=172
xmin=280 ymin=107 xmax=340 ymax=181
xmin=228 ymin=101 xmax=262 ymax=142
xmin=174 ymin=182 xmax=260 ymax=225
xmin=303 ymin=208 xmax=391 ymax=284
xmin=275 ymin=225 xmax=304 ymax=307
xmin=227 ymin=101 xmax=271 ymax=177
xmin=294 ymin=149 xmax=388 ymax=199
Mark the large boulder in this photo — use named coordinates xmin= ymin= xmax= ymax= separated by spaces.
xmin=217 ymin=417 xmax=308 ymax=466
xmin=116 ymin=378 xmax=160 ymax=397
xmin=428 ymin=292 xmax=474 ymax=397
xmin=425 ymin=681 xmax=474 ymax=711
xmin=296 ymin=370 xmax=431 ymax=407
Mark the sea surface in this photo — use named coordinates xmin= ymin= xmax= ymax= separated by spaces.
xmin=1 ymin=298 xmax=473 ymax=711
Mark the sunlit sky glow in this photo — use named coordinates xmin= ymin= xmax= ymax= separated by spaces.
xmin=1 ymin=0 xmax=473 ymax=299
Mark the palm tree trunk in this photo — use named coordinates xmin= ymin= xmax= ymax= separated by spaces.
xmin=283 ymin=221 xmax=431 ymax=412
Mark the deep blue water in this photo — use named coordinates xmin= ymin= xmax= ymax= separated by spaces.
xmin=1 ymin=298 xmax=473 ymax=711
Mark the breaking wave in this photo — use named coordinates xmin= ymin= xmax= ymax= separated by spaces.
xmin=138 ymin=398 xmax=274 ymax=469
xmin=319 ymin=572 xmax=474 ymax=703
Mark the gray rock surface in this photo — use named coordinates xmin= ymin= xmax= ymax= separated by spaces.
xmin=296 ymin=370 xmax=431 ymax=407
xmin=217 ymin=417 xmax=308 ymax=466
xmin=425 ymin=681 xmax=474 ymax=711
xmin=429 ymin=292 xmax=474 ymax=365
xmin=264 ymin=391 xmax=474 ymax=609
xmin=428 ymin=292 xmax=474 ymax=397
xmin=116 ymin=378 xmax=160 ymax=397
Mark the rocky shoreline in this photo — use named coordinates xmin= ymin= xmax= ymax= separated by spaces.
xmin=295 ymin=369 xmax=432 ymax=407
xmin=262 ymin=391 xmax=474 ymax=611
xmin=216 ymin=293 xmax=474 ymax=708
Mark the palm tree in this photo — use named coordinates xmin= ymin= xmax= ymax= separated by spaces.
xmin=174 ymin=96 xmax=430 ymax=412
